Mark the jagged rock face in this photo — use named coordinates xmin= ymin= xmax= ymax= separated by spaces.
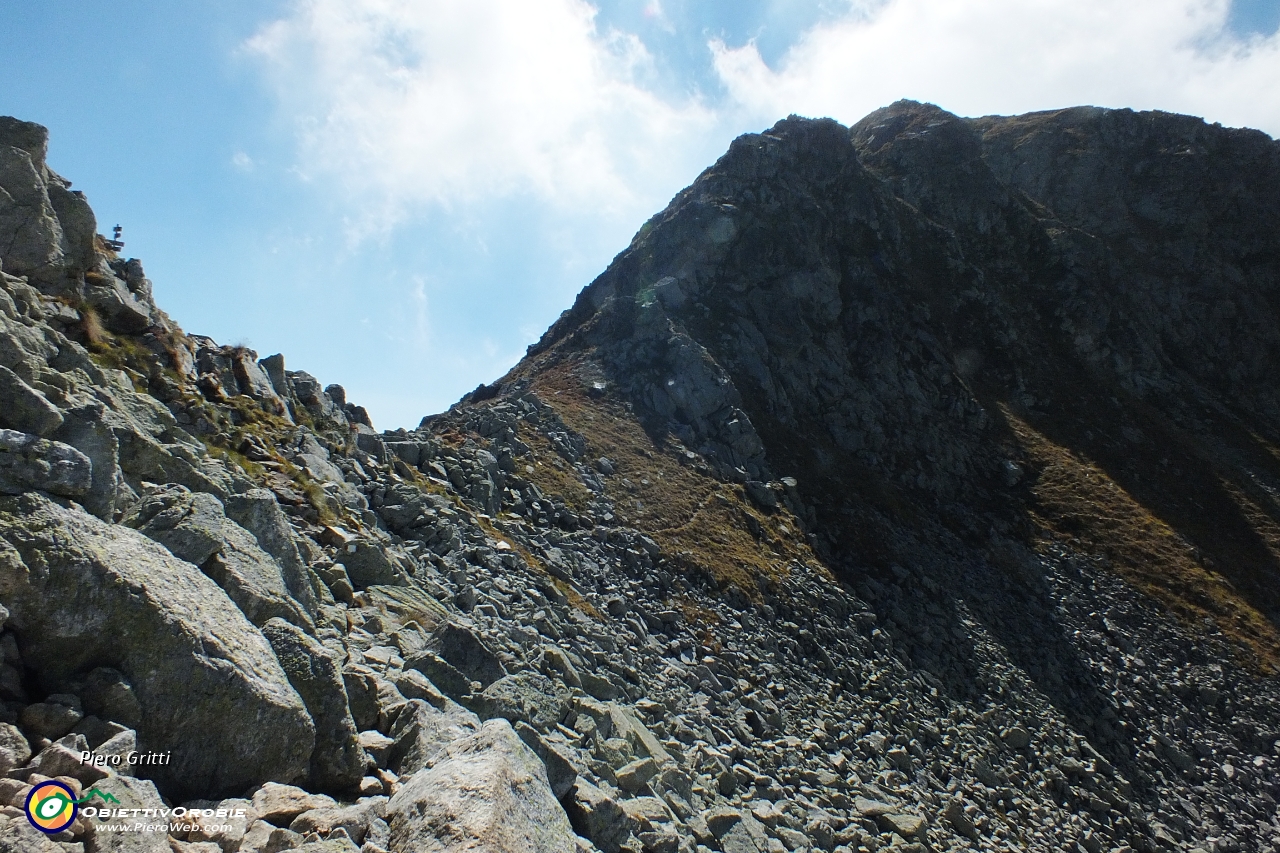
xmin=529 ymin=101 xmax=1280 ymax=658
xmin=0 ymin=117 xmax=96 ymax=297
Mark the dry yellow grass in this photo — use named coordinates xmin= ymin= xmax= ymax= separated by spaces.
xmin=521 ymin=353 xmax=824 ymax=600
xmin=1005 ymin=407 xmax=1280 ymax=671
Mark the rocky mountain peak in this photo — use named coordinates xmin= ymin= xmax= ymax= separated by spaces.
xmin=510 ymin=101 xmax=1280 ymax=665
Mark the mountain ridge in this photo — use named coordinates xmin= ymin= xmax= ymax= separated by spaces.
xmin=503 ymin=100 xmax=1280 ymax=669
xmin=0 ymin=102 xmax=1277 ymax=853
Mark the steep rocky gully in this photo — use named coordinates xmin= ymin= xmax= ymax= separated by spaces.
xmin=1 ymin=101 xmax=1279 ymax=853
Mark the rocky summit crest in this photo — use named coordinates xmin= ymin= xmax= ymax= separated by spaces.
xmin=0 ymin=102 xmax=1279 ymax=853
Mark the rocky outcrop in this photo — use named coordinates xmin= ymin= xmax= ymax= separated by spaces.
xmin=123 ymin=484 xmax=317 ymax=630
xmin=0 ymin=117 xmax=94 ymax=297
xmin=262 ymin=617 xmax=366 ymax=793
xmin=0 ymin=493 xmax=314 ymax=799
xmin=385 ymin=719 xmax=577 ymax=853
xmin=0 ymin=428 xmax=90 ymax=496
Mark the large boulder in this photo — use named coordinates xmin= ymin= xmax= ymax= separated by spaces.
xmin=0 ymin=429 xmax=91 ymax=497
xmin=0 ymin=366 xmax=63 ymax=436
xmin=385 ymin=719 xmax=576 ymax=853
xmin=386 ymin=694 xmax=481 ymax=776
xmin=123 ymin=484 xmax=315 ymax=630
xmin=223 ymin=489 xmax=319 ymax=617
xmin=204 ymin=509 xmax=316 ymax=630
xmin=261 ymin=617 xmax=365 ymax=793
xmin=80 ymin=776 xmax=171 ymax=853
xmin=0 ymin=814 xmax=63 ymax=853
xmin=426 ymin=620 xmax=507 ymax=688
xmin=563 ymin=778 xmax=634 ymax=853
xmin=474 ymin=672 xmax=571 ymax=732
xmin=340 ymin=540 xmax=403 ymax=590
xmin=84 ymin=270 xmax=154 ymax=333
xmin=0 ymin=493 xmax=314 ymax=800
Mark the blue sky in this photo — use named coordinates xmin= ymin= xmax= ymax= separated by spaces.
xmin=2 ymin=1 xmax=1279 ymax=429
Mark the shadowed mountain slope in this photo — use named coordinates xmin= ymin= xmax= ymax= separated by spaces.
xmin=510 ymin=100 xmax=1280 ymax=670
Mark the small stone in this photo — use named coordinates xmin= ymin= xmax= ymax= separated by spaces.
xmin=252 ymin=782 xmax=337 ymax=826
xmin=27 ymin=734 xmax=107 ymax=786
xmin=239 ymin=820 xmax=306 ymax=853
xmin=717 ymin=766 xmax=738 ymax=795
xmin=886 ymin=746 xmax=912 ymax=770
xmin=704 ymin=807 xmax=743 ymax=837
xmin=854 ymin=796 xmax=895 ymax=817
xmin=943 ymin=798 xmax=979 ymax=841
xmin=615 ymin=757 xmax=658 ymax=792
xmin=358 ymin=730 xmax=395 ymax=767
xmin=1000 ymin=725 xmax=1031 ymax=749
xmin=19 ymin=700 xmax=83 ymax=741
xmin=881 ymin=812 xmax=926 ymax=839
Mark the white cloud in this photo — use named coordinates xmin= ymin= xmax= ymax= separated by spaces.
xmin=409 ymin=276 xmax=430 ymax=349
xmin=231 ymin=151 xmax=254 ymax=171
xmin=711 ymin=0 xmax=1280 ymax=137
xmin=245 ymin=0 xmax=1280 ymax=253
xmin=643 ymin=0 xmax=675 ymax=33
xmin=246 ymin=0 xmax=715 ymax=234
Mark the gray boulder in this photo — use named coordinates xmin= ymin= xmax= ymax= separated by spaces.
xmin=0 ymin=493 xmax=314 ymax=799
xmin=50 ymin=408 xmax=122 ymax=519
xmin=341 ymin=663 xmax=382 ymax=733
xmin=25 ymin=733 xmax=107 ymax=785
xmin=252 ymin=782 xmax=337 ymax=826
xmin=85 ymin=271 xmax=153 ymax=333
xmin=514 ymin=721 xmax=578 ymax=799
xmin=385 ymin=719 xmax=576 ymax=853
xmin=124 ymin=484 xmax=314 ymax=630
xmin=0 ymin=814 xmax=64 ymax=853
xmin=224 ymin=489 xmax=319 ymax=618
xmin=405 ymin=650 xmax=472 ymax=703
xmin=475 ymin=672 xmax=571 ymax=732
xmin=230 ymin=347 xmax=291 ymax=418
xmin=18 ymin=695 xmax=82 ymax=740
xmin=0 ymin=365 xmax=63 ymax=436
xmin=341 ymin=540 xmax=403 ymax=590
xmin=288 ymin=799 xmax=387 ymax=846
xmin=0 ymin=722 xmax=30 ymax=773
xmin=79 ymin=775 xmax=171 ymax=853
xmin=124 ymin=483 xmax=224 ymax=563
xmin=204 ymin=517 xmax=320 ymax=628
xmin=0 ymin=428 xmax=91 ymax=497
xmin=427 ymin=620 xmax=507 ymax=688
xmin=76 ymin=666 xmax=143 ymax=729
xmin=239 ymin=821 xmax=305 ymax=853
xmin=564 ymin=778 xmax=634 ymax=853
xmin=261 ymin=617 xmax=365 ymax=793
xmin=386 ymin=695 xmax=481 ymax=775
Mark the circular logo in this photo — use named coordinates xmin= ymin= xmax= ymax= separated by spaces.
xmin=25 ymin=780 xmax=78 ymax=834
